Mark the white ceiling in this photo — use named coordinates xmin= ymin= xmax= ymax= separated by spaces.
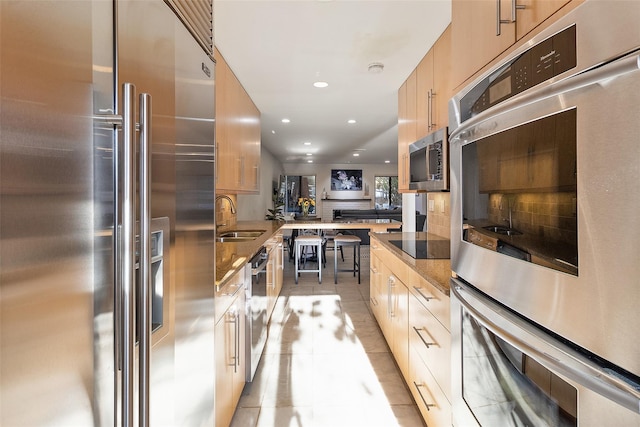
xmin=214 ymin=0 xmax=451 ymax=165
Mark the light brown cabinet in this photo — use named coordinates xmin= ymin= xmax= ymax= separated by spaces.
xmin=452 ymin=0 xmax=575 ymax=89
xmin=214 ymin=268 xmax=246 ymax=427
xmin=369 ymin=236 xmax=452 ymax=426
xmin=214 ymin=48 xmax=261 ymax=194
xmin=416 ymin=25 xmax=452 ymax=140
xmin=398 ymin=26 xmax=452 ymax=193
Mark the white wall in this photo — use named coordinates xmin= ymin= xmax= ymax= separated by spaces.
xmin=236 ymin=147 xmax=285 ymax=221
xmin=283 ymin=162 xmax=398 ymax=217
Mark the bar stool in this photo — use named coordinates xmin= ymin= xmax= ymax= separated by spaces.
xmin=333 ymin=234 xmax=361 ymax=284
xmin=294 ymin=234 xmax=324 ymax=284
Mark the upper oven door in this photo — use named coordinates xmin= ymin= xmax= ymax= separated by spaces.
xmin=448 ymin=1 xmax=640 ymax=377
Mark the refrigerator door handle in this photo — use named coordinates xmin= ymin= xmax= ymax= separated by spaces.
xmin=138 ymin=92 xmax=152 ymax=427
xmin=119 ymin=82 xmax=137 ymax=427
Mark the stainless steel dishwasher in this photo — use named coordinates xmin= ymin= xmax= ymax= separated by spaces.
xmin=245 ymin=247 xmax=268 ymax=382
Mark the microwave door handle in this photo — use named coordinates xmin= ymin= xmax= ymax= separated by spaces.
xmin=452 ymin=281 xmax=640 ymax=414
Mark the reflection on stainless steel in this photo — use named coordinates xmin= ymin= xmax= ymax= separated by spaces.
xmin=482 ymin=225 xmax=522 ymax=236
xmin=1 ymin=0 xmax=216 ymax=425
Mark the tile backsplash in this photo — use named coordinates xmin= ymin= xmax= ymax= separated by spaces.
xmin=427 ymin=193 xmax=451 ymax=239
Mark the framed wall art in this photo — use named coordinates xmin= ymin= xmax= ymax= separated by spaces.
xmin=330 ymin=169 xmax=363 ymax=191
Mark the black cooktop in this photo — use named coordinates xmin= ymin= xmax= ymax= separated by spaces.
xmin=388 ymin=239 xmax=450 ymax=259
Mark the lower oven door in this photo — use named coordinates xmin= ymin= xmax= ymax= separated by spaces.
xmin=450 ymin=278 xmax=640 ymax=427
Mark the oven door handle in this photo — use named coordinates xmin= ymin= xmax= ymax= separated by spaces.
xmin=252 ymin=256 xmax=268 ymax=276
xmin=452 ymin=279 xmax=640 ymax=414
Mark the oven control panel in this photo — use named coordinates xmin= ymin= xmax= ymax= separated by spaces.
xmin=461 ymin=25 xmax=576 ymax=121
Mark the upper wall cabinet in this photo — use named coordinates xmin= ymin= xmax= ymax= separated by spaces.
xmin=215 ymin=48 xmax=261 ymax=194
xmin=416 ymin=25 xmax=451 ymax=140
xmin=398 ymin=25 xmax=452 ymax=193
xmin=451 ymin=0 xmax=576 ymax=89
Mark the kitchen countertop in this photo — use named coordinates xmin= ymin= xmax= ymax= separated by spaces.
xmin=369 ymin=231 xmax=453 ymax=296
xmin=215 ymin=219 xmax=403 ymax=288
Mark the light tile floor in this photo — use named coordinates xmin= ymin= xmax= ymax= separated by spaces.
xmin=230 ymin=246 xmax=426 ymax=427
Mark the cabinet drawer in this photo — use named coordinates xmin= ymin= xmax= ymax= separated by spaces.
xmin=215 ymin=268 xmax=245 ymax=324
xmin=409 ymin=349 xmax=452 ymax=427
xmin=409 ymin=273 xmax=451 ymax=331
xmin=409 ymin=293 xmax=452 ymax=400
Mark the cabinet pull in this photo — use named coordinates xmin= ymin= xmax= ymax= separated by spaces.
xmin=413 ymin=326 xmax=437 ymax=349
xmin=496 ymin=0 xmax=524 ymax=35
xmin=222 ymin=283 xmax=243 ymax=298
xmin=227 ymin=309 xmax=238 ymax=372
xmin=427 ymin=89 xmax=435 ymax=131
xmin=413 ymin=286 xmax=435 ymax=302
xmin=388 ymin=276 xmax=397 ymax=318
xmin=413 ymin=381 xmax=437 ymax=411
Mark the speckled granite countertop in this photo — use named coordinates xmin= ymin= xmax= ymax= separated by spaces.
xmin=369 ymin=232 xmax=453 ymax=296
xmin=215 ymin=221 xmax=283 ymax=287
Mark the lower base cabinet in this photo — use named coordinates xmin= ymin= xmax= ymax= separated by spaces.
xmin=369 ymin=236 xmax=451 ymax=426
xmin=215 ymin=269 xmax=246 ymax=427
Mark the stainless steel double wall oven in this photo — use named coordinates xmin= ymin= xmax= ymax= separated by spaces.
xmin=448 ymin=2 xmax=640 ymax=425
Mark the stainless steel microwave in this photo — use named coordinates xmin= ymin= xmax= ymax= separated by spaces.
xmin=408 ymin=127 xmax=448 ymax=191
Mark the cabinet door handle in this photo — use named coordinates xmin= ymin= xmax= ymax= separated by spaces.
xmin=427 ymin=89 xmax=435 ymax=131
xmin=413 ymin=381 xmax=437 ymax=411
xmin=413 ymin=286 xmax=435 ymax=303
xmin=496 ymin=0 xmax=524 ymax=35
xmin=227 ymin=309 xmax=239 ymax=372
xmin=413 ymin=326 xmax=438 ymax=349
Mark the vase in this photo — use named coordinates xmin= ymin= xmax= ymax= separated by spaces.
xmin=302 ymin=205 xmax=309 ymax=218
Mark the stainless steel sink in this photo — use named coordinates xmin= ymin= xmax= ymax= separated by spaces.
xmin=216 ymin=229 xmax=266 ymax=242
xmin=219 ymin=229 xmax=266 ymax=238
xmin=216 ymin=236 xmax=259 ymax=243
xmin=482 ymin=225 xmax=523 ymax=236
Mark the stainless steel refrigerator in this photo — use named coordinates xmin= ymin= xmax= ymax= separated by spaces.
xmin=1 ymin=1 xmax=216 ymax=425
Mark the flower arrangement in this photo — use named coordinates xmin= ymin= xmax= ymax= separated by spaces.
xmin=297 ymin=197 xmax=315 ymax=217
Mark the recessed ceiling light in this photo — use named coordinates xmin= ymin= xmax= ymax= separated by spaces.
xmin=353 ymin=153 xmax=360 ymax=157
xmin=307 ymin=160 xmax=313 ymax=163
xmin=306 ymin=153 xmax=312 ymax=156
xmin=347 ymin=119 xmax=356 ymax=124
xmin=384 ymin=160 xmax=390 ymax=164
xmin=313 ymin=81 xmax=328 ymax=88
xmin=303 ymin=141 xmax=311 ymax=146
xmin=271 ymin=130 xmax=276 ymax=134
xmin=281 ymin=118 xmax=290 ymax=123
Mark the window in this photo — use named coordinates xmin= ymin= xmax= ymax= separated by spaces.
xmin=374 ymin=176 xmax=401 ymax=210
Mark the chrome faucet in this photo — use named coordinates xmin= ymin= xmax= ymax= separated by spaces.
xmin=215 ymin=195 xmax=237 ymax=232
xmin=215 ymin=194 xmax=237 ymax=214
